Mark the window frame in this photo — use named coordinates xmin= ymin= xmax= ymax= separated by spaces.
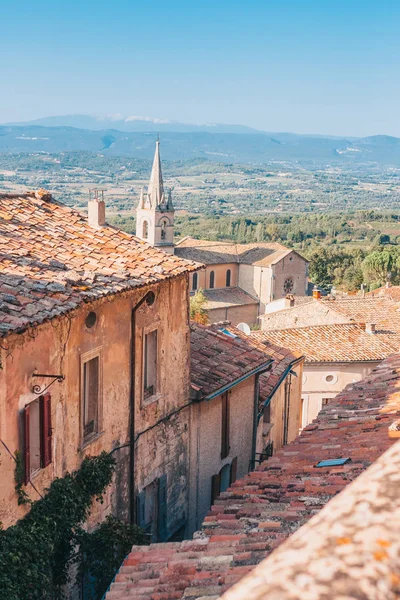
xmin=80 ymin=347 xmax=103 ymax=445
xmin=142 ymin=327 xmax=159 ymax=405
xmin=192 ymin=272 xmax=198 ymax=291
xmin=23 ymin=393 xmax=52 ymax=484
xmin=209 ymin=270 xmax=215 ymax=289
xmin=226 ymin=269 xmax=231 ymax=287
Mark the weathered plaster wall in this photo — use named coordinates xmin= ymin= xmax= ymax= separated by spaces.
xmin=301 ymin=361 xmax=381 ymax=427
xmin=0 ymin=274 xmax=191 ymax=533
xmin=261 ymin=301 xmax=346 ymax=331
xmin=256 ymin=361 xmax=303 ymax=457
xmin=188 ymin=377 xmax=255 ymax=535
xmin=207 ymin=303 xmax=259 ymax=326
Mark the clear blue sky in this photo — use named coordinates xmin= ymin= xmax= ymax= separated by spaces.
xmin=1 ymin=0 xmax=400 ymax=136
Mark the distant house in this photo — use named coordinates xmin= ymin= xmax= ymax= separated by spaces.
xmin=188 ymin=322 xmax=304 ymax=533
xmin=253 ymin=323 xmax=394 ymax=427
xmin=260 ymin=294 xmax=400 ymax=349
xmin=135 ymin=142 xmax=309 ymax=326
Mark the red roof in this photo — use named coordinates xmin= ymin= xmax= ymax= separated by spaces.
xmin=0 ymin=192 xmax=199 ymax=337
xmin=106 ymin=353 xmax=400 ymax=600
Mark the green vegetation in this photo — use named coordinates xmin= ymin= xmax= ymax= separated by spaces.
xmin=0 ymin=452 xmax=146 ymax=600
xmin=190 ymin=289 xmax=209 ymax=324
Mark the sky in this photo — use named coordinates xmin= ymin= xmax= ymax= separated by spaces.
xmin=1 ymin=0 xmax=400 ymax=137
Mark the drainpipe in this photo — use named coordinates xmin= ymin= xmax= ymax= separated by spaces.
xmin=283 ymin=373 xmax=292 ymax=446
xmin=129 ymin=290 xmax=155 ymax=524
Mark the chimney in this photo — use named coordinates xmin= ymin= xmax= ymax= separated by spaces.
xmin=386 ymin=281 xmax=391 ymax=288
xmin=365 ymin=323 xmax=376 ymax=335
xmin=312 ymin=286 xmax=321 ymax=300
xmin=88 ymin=189 xmax=106 ymax=228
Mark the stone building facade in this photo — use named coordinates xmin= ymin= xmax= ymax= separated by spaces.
xmin=0 ymin=191 xmax=198 ymax=537
xmin=188 ymin=323 xmax=304 ymax=533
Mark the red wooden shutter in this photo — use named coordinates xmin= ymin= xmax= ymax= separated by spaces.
xmin=230 ymin=457 xmax=238 ymax=485
xmin=40 ymin=394 xmax=52 ymax=468
xmin=23 ymin=405 xmax=30 ymax=485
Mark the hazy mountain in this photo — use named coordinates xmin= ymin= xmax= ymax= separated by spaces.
xmin=1 ymin=125 xmax=400 ymax=167
xmin=5 ymin=115 xmax=262 ymax=135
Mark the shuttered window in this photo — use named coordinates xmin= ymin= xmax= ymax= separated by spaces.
xmin=221 ymin=392 xmax=230 ymax=459
xmin=83 ymin=356 xmax=99 ymax=439
xmin=23 ymin=394 xmax=52 ymax=484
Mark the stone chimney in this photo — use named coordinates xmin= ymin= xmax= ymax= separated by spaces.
xmin=88 ymin=189 xmax=106 ymax=228
xmin=365 ymin=323 xmax=376 ymax=335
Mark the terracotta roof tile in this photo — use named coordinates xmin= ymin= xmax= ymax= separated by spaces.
xmin=175 ymin=239 xmax=304 ymax=267
xmin=107 ymin=352 xmax=400 ymax=600
xmin=0 ymin=192 xmax=199 ymax=337
xmin=203 ymin=288 xmax=258 ymax=310
xmin=252 ymin=323 xmax=395 ymax=363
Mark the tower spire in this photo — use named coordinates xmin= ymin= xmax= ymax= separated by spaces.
xmin=147 ymin=140 xmax=165 ymax=208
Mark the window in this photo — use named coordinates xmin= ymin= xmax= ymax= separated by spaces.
xmin=161 ymin=220 xmax=167 ymax=239
xmin=142 ymin=220 xmax=149 ymax=239
xmin=192 ymin=272 xmax=198 ymax=291
xmin=324 ymin=373 xmax=337 ymax=385
xmin=322 ymin=397 xmax=331 ymax=406
xmin=144 ymin=330 xmax=158 ymax=399
xmin=83 ymin=356 xmax=99 ymax=439
xmin=226 ymin=269 xmax=231 ymax=287
xmin=23 ymin=394 xmax=52 ymax=483
xmin=283 ymin=277 xmax=294 ymax=294
xmin=81 ymin=349 xmax=102 ymax=443
xmin=211 ymin=457 xmax=237 ymax=504
xmin=137 ymin=475 xmax=168 ymax=542
xmin=209 ymin=270 xmax=215 ymax=289
xmin=221 ymin=392 xmax=230 ymax=459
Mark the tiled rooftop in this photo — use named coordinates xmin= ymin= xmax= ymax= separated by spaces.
xmin=252 ymin=323 xmax=395 ymax=363
xmin=366 ymin=284 xmax=400 ymax=302
xmin=190 ymin=323 xmax=274 ymax=399
xmin=203 ymin=287 xmax=258 ymax=310
xmin=107 ymin=349 xmax=400 ymax=600
xmin=175 ymin=238 xmax=303 ymax=267
xmin=0 ymin=192 xmax=199 ymax=337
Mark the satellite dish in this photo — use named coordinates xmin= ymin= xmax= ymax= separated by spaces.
xmin=237 ymin=322 xmax=251 ymax=335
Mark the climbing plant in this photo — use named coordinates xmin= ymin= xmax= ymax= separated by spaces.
xmin=77 ymin=515 xmax=148 ymax=599
xmin=0 ymin=452 xmax=116 ymax=600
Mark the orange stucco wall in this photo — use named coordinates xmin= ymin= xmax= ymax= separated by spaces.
xmin=0 ymin=274 xmax=191 ymax=534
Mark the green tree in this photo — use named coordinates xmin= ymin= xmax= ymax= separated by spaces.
xmin=190 ymin=289 xmax=209 ymax=324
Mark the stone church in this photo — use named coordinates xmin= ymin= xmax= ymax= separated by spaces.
xmin=136 ymin=142 xmax=309 ymax=325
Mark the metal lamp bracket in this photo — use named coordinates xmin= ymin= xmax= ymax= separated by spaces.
xmin=32 ymin=373 xmax=65 ymax=395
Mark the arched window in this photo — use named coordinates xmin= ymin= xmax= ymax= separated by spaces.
xmin=161 ymin=220 xmax=166 ymax=239
xmin=226 ymin=269 xmax=231 ymax=287
xmin=209 ymin=270 xmax=215 ymax=289
xmin=192 ymin=272 xmax=198 ymax=291
xmin=142 ymin=220 xmax=149 ymax=239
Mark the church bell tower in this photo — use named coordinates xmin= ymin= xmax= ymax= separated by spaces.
xmin=136 ymin=140 xmax=175 ymax=254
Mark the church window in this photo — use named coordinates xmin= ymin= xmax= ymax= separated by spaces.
xmin=192 ymin=272 xmax=198 ymax=291
xmin=142 ymin=220 xmax=149 ymax=239
xmin=283 ymin=277 xmax=294 ymax=294
xmin=226 ymin=269 xmax=231 ymax=287
xmin=209 ymin=271 xmax=215 ymax=289
xmin=161 ymin=220 xmax=166 ymax=240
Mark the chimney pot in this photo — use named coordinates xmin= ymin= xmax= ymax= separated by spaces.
xmin=313 ymin=287 xmax=321 ymax=300
xmin=88 ymin=190 xmax=106 ymax=228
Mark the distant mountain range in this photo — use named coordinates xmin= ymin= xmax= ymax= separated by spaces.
xmin=5 ymin=115 xmax=262 ymax=135
xmin=1 ymin=116 xmax=400 ymax=167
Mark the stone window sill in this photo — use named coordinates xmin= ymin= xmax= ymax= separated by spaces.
xmin=79 ymin=431 xmax=105 ymax=452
